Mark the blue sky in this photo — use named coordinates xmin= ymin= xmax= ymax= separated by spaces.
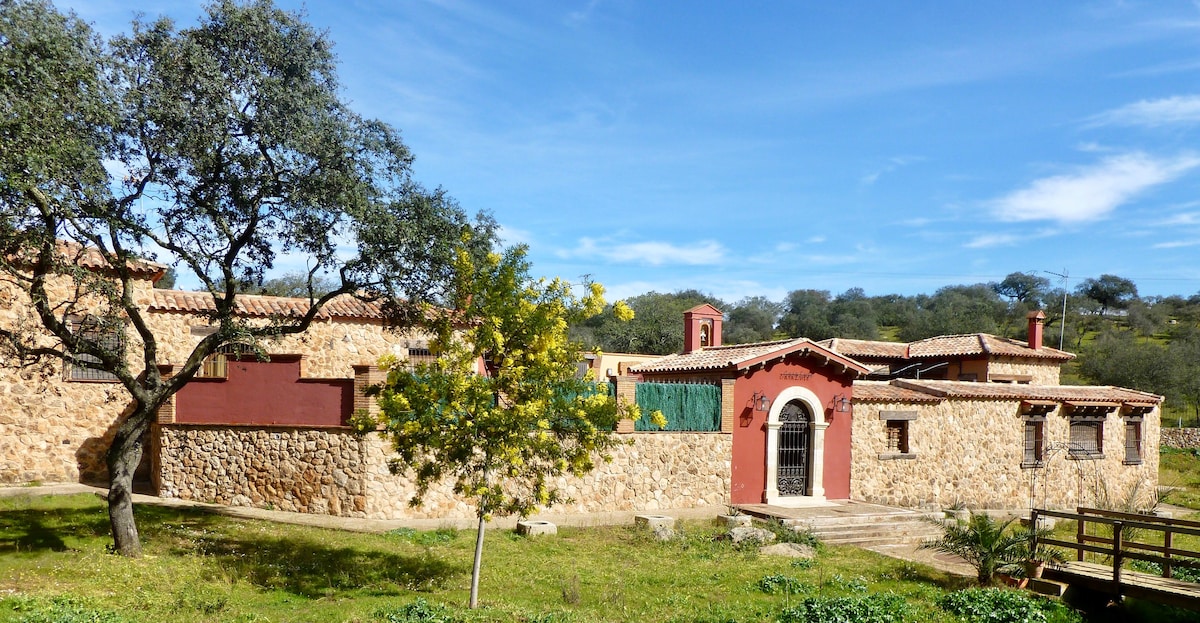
xmin=67 ymin=1 xmax=1200 ymax=302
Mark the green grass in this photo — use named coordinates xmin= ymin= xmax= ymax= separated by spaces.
xmin=1161 ymin=447 xmax=1200 ymax=511
xmin=0 ymin=494 xmax=1000 ymax=623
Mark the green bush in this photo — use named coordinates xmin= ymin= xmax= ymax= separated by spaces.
xmin=756 ymin=573 xmax=807 ymax=595
xmin=372 ymin=598 xmax=456 ymax=623
xmin=4 ymin=596 xmax=129 ymax=623
xmin=777 ymin=593 xmax=909 ymax=623
xmin=937 ymin=587 xmax=1082 ymax=623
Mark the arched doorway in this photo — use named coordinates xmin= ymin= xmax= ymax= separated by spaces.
xmin=776 ymin=401 xmax=811 ymax=497
xmin=764 ymin=386 xmax=828 ymax=505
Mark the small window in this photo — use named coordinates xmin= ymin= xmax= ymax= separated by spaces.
xmin=878 ymin=410 xmax=917 ymax=459
xmin=402 ymin=345 xmax=437 ymax=370
xmin=1069 ymin=419 xmax=1104 ymax=459
xmin=1124 ymin=419 xmax=1143 ymax=464
xmin=196 ymin=343 xmax=254 ymax=379
xmin=1022 ymin=420 xmax=1045 ymax=467
xmin=66 ymin=316 xmax=123 ymax=382
xmin=886 ymin=420 xmax=909 ymax=453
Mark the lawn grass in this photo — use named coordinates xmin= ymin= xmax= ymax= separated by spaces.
xmin=0 ymin=494 xmax=997 ymax=623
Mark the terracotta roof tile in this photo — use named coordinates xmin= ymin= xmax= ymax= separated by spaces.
xmin=852 ymin=381 xmax=942 ymax=403
xmin=892 ymin=379 xmax=1161 ymax=404
xmin=906 ymin=334 xmax=1074 ymax=361
xmin=46 ymin=241 xmax=166 ymax=277
xmin=819 ymin=338 xmax=910 ymax=359
xmin=150 ymin=290 xmax=384 ymax=320
xmin=631 ymin=338 xmax=870 ymax=376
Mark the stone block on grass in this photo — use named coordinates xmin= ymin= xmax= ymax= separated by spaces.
xmin=516 ymin=520 xmax=557 ymax=537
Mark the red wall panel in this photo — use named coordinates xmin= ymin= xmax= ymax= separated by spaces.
xmin=174 ymin=356 xmax=353 ymax=427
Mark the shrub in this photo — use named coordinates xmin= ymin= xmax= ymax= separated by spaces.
xmin=778 ymin=593 xmax=909 ymax=623
xmin=937 ymin=587 xmax=1082 ymax=623
xmin=373 ymin=598 xmax=457 ymax=623
xmin=5 ymin=596 xmax=129 ymax=623
xmin=920 ymin=512 xmax=1026 ymax=585
xmin=756 ymin=573 xmax=806 ymax=595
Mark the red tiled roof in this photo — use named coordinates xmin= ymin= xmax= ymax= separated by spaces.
xmin=819 ymin=338 xmax=909 ymax=359
xmin=630 ymin=338 xmax=871 ymax=376
xmin=906 ymin=334 xmax=1074 ymax=361
xmin=150 ymin=290 xmax=385 ymax=320
xmin=34 ymin=241 xmax=167 ymax=277
xmin=852 ymin=381 xmax=942 ymax=403
xmin=892 ymin=379 xmax=1161 ymax=404
xmin=820 ymin=334 xmax=1075 ymax=362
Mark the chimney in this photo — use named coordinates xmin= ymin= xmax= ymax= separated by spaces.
xmin=683 ymin=304 xmax=723 ymax=354
xmin=1027 ymin=310 xmax=1046 ymax=350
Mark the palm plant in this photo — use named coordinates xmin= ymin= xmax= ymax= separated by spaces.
xmin=920 ymin=512 xmax=1028 ymax=585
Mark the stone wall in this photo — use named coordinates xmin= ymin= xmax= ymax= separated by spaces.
xmin=1162 ymin=428 xmax=1200 ymax=449
xmin=851 ymin=399 xmax=1159 ymax=511
xmin=0 ymin=275 xmax=158 ymax=483
xmin=987 ymin=358 xmax=1061 ymax=385
xmin=0 ymin=269 xmax=428 ymax=484
xmin=156 ymin=425 xmax=732 ymax=519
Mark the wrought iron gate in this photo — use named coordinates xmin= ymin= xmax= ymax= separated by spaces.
xmin=777 ymin=401 xmax=811 ymax=496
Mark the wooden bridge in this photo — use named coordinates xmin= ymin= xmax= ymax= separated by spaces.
xmin=1033 ymin=507 xmax=1200 ymax=611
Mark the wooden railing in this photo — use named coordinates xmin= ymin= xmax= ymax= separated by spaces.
xmin=1033 ymin=507 xmax=1200 ymax=592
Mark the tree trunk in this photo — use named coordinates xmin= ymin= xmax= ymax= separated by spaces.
xmin=469 ymin=513 xmax=486 ymax=608
xmin=106 ymin=408 xmax=151 ymax=557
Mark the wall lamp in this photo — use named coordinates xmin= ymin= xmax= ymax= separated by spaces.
xmin=752 ymin=391 xmax=771 ymax=412
xmin=832 ymin=393 xmax=851 ymax=413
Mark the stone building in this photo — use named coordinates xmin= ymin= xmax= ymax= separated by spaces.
xmin=630 ymin=306 xmax=1161 ymax=512
xmin=1 ymin=252 xmax=1161 ymax=517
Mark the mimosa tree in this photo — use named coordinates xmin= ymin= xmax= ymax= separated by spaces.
xmin=371 ymin=243 xmax=654 ymax=608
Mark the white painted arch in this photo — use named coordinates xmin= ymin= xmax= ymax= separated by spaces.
xmin=764 ymin=385 xmax=828 ymax=506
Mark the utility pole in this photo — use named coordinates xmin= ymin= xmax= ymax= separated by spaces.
xmin=1043 ymin=269 xmax=1069 ymax=350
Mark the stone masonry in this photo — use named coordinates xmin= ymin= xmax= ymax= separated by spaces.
xmin=157 ymin=426 xmax=732 ymax=519
xmin=852 ymin=395 xmax=1160 ymax=511
xmin=1162 ymin=428 xmax=1200 ymax=449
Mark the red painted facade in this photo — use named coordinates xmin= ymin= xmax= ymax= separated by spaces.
xmin=174 ymin=356 xmax=353 ymax=427
xmin=729 ymin=358 xmax=855 ymax=503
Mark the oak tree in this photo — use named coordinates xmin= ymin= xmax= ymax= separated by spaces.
xmin=0 ymin=0 xmax=491 ymax=556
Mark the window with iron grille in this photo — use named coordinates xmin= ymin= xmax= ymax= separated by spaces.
xmin=1022 ymin=419 xmax=1045 ymax=467
xmin=66 ymin=316 xmax=123 ymax=382
xmin=1068 ymin=419 xmax=1103 ymax=458
xmin=405 ymin=347 xmax=436 ymax=370
xmin=1124 ymin=419 xmax=1143 ymax=464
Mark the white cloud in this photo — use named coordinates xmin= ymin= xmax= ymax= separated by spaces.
xmin=562 ymin=238 xmax=726 ymax=266
xmin=989 ymin=152 xmax=1200 ymax=223
xmin=1088 ymin=95 xmax=1200 ymax=127
xmin=497 ymin=224 xmax=534 ymax=246
xmin=964 ymin=234 xmax=1019 ymax=249
xmin=1153 ymin=240 xmax=1200 ymax=249
xmin=1156 ymin=210 xmax=1200 ymax=226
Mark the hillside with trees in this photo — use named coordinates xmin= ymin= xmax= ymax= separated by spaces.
xmin=573 ymin=271 xmax=1200 ymax=425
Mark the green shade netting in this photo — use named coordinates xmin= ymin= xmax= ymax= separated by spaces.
xmin=634 ymin=382 xmax=721 ymax=431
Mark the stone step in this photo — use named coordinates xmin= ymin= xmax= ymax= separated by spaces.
xmin=736 ymin=504 xmax=950 ymax=548
xmin=806 ymin=515 xmax=945 ymax=547
xmin=788 ymin=512 xmax=943 ymax=529
xmin=817 ymin=526 xmax=944 ymax=546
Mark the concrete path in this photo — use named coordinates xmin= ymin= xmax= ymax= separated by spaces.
xmin=1 ymin=483 xmax=974 ymax=577
xmin=0 ymin=482 xmax=725 ymax=532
